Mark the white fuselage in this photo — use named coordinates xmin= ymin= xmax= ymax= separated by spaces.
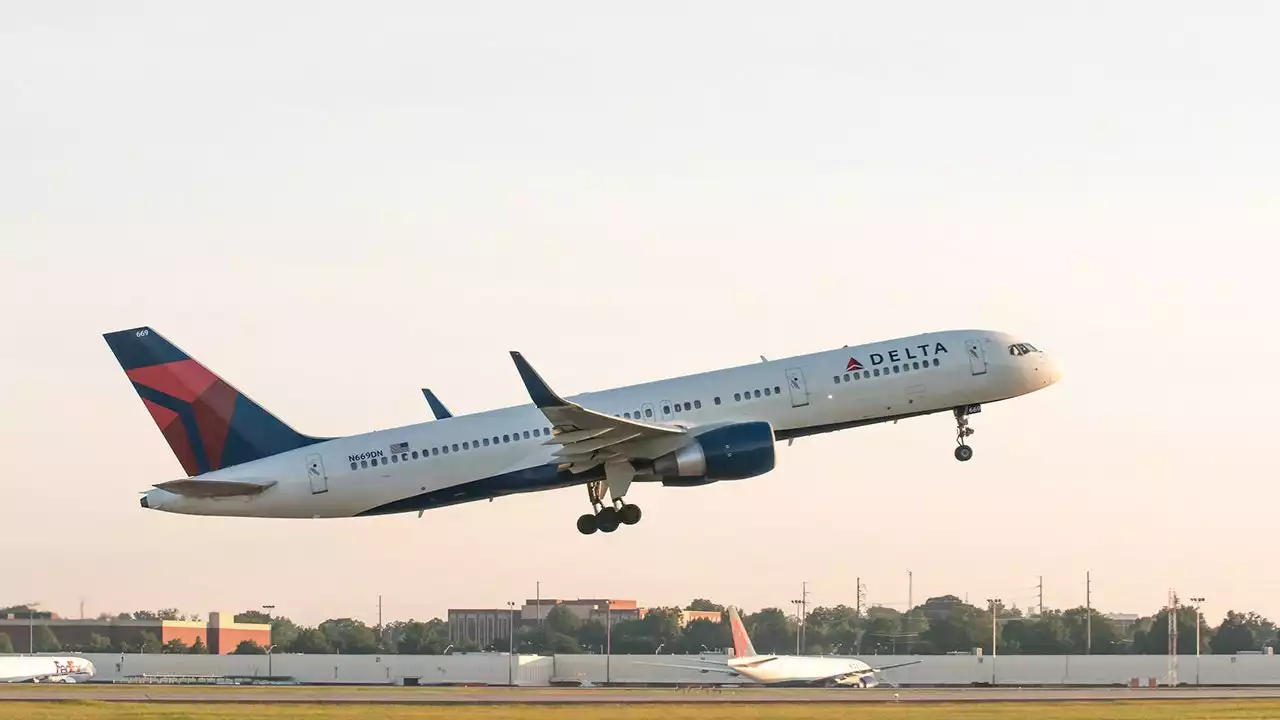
xmin=140 ymin=328 xmax=1060 ymax=518
xmin=0 ymin=656 xmax=96 ymax=683
xmin=729 ymin=655 xmax=877 ymax=686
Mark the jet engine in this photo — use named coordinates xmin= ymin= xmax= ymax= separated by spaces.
xmin=652 ymin=421 xmax=775 ymax=486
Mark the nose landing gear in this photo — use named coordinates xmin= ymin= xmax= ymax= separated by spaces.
xmin=576 ymin=480 xmax=642 ymax=534
xmin=953 ymin=405 xmax=978 ymax=461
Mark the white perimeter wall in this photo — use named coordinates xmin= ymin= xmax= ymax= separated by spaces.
xmin=68 ymin=653 xmax=1280 ymax=686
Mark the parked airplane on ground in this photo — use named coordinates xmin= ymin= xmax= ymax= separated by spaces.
xmin=642 ymin=607 xmax=919 ymax=687
xmin=0 ymin=656 xmax=96 ymax=683
xmin=105 ymin=326 xmax=1060 ymax=534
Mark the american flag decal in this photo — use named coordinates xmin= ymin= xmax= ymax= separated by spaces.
xmin=390 ymin=442 xmax=409 ymax=454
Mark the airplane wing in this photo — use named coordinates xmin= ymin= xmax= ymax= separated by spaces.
xmin=421 ymin=388 xmax=454 ymax=419
xmin=870 ymin=659 xmax=923 ymax=672
xmin=633 ymin=661 xmax=742 ymax=677
xmin=509 ymin=352 xmax=686 ymax=485
xmin=153 ymin=478 xmax=277 ymax=498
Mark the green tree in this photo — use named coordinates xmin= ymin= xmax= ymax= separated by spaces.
xmin=137 ymin=631 xmax=160 ymax=653
xmin=575 ymin=619 xmax=606 ymax=653
xmin=233 ymin=639 xmax=266 ymax=655
xmin=0 ymin=633 xmax=13 ymax=653
xmin=235 ymin=610 xmax=273 ymax=624
xmin=861 ymin=606 xmax=906 ymax=654
xmin=1210 ymin=611 xmax=1275 ymax=654
xmin=33 ymin=625 xmax=61 ymax=652
xmin=545 ymin=606 xmax=580 ymax=636
xmin=290 ymin=628 xmax=333 ymax=654
xmin=162 ymin=638 xmax=189 ymax=654
xmin=1001 ymin=612 xmax=1069 ymax=655
xmin=86 ymin=633 xmax=112 ymax=652
xmin=318 ymin=618 xmax=379 ymax=654
xmin=189 ymin=636 xmax=209 ymax=654
xmin=395 ymin=620 xmax=449 ymax=654
xmin=686 ymin=599 xmax=725 ymax=612
xmin=1134 ymin=607 xmax=1211 ymax=654
xmin=1061 ymin=607 xmax=1119 ymax=654
xmin=743 ymin=608 xmax=794 ymax=655
xmin=916 ymin=596 xmax=989 ymax=654
xmin=677 ymin=618 xmax=731 ymax=654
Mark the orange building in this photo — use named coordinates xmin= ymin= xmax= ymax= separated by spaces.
xmin=0 ymin=610 xmax=270 ymax=654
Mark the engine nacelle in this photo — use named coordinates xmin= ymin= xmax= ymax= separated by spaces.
xmin=652 ymin=421 xmax=775 ymax=483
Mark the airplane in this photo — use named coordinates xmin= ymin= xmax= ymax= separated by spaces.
xmin=0 ymin=655 xmax=96 ymax=683
xmin=640 ymin=607 xmax=919 ymax=687
xmin=421 ymin=389 xmax=454 ymax=420
xmin=104 ymin=326 xmax=1061 ymax=534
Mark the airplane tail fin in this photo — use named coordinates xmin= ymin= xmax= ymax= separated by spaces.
xmin=103 ymin=326 xmax=324 ymax=476
xmin=727 ymin=606 xmax=758 ymax=659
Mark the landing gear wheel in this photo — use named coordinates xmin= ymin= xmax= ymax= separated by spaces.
xmin=954 ymin=445 xmax=974 ymax=462
xmin=597 ymin=507 xmax=620 ymax=533
xmin=576 ymin=513 xmax=598 ymax=535
xmin=953 ymin=406 xmax=977 ymax=462
xmin=619 ymin=503 xmax=642 ymax=525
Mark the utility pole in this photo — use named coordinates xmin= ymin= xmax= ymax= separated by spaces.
xmin=1190 ymin=597 xmax=1205 ymax=685
xmin=536 ymin=582 xmax=542 ymax=627
xmin=377 ymin=595 xmax=383 ymax=651
xmin=605 ymin=600 xmax=612 ymax=685
xmin=987 ymin=598 xmax=1002 ymax=685
xmin=506 ymin=601 xmax=516 ymax=686
xmin=1166 ymin=589 xmax=1179 ymax=687
xmin=1038 ymin=576 xmax=1044 ymax=617
xmin=1086 ymin=571 xmax=1092 ymax=655
xmin=856 ymin=577 xmax=866 ymax=617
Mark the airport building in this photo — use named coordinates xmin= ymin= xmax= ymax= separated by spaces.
xmin=0 ymin=611 xmax=270 ymax=654
xmin=448 ymin=599 xmax=720 ymax=648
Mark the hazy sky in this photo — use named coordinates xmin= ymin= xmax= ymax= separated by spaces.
xmin=2 ymin=1 xmax=1277 ymax=628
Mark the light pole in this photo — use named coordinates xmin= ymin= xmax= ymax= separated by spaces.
xmin=605 ymin=600 xmax=613 ymax=685
xmin=506 ymin=601 xmax=516 ymax=687
xmin=265 ymin=645 xmax=277 ymax=677
xmin=1190 ymin=597 xmax=1205 ymax=685
xmin=987 ymin=598 xmax=1002 ymax=685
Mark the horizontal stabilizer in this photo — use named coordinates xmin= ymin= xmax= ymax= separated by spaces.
xmin=153 ymin=478 xmax=277 ymax=497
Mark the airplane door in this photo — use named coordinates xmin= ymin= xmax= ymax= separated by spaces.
xmin=641 ymin=402 xmax=656 ymax=423
xmin=965 ymin=339 xmax=988 ymax=376
xmin=306 ymin=453 xmax=329 ymax=494
xmin=660 ymin=400 xmax=674 ymax=422
xmin=784 ymin=368 xmax=810 ymax=408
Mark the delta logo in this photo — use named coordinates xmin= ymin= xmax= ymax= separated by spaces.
xmin=846 ymin=357 xmax=865 ymax=372
xmin=845 ymin=342 xmax=950 ymax=373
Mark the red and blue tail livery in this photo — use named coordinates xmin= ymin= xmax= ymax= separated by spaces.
xmin=103 ymin=327 xmax=323 ymax=477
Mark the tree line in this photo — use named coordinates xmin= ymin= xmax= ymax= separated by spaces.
xmin=4 ymin=598 xmax=1278 ymax=656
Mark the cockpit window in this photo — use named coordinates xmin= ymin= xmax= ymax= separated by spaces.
xmin=1008 ymin=342 xmax=1040 ymax=356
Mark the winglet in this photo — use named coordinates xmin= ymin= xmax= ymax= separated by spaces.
xmin=421 ymin=388 xmax=454 ymax=419
xmin=510 ymin=351 xmax=569 ymax=408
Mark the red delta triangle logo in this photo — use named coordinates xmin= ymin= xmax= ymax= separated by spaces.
xmin=846 ymin=357 xmax=864 ymax=372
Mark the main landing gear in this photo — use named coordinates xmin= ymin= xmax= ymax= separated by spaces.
xmin=577 ymin=480 xmax=642 ymax=535
xmin=953 ymin=406 xmax=977 ymax=462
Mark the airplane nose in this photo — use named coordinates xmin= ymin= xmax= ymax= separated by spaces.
xmin=1038 ymin=354 xmax=1063 ymax=386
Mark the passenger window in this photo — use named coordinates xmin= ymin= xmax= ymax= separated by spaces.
xmin=624 ymin=412 xmax=632 ymax=419
xmin=834 ymin=375 xmax=841 ymax=384
xmin=503 ymin=434 xmax=510 ymax=443
xmin=893 ymin=365 xmax=900 ymax=373
xmin=493 ymin=436 xmax=500 ymax=445
xmin=932 ymin=358 xmax=940 ymax=367
xmin=392 ymin=455 xmax=399 ymax=463
xmin=361 ymin=460 xmax=368 ymax=468
xmin=381 ymin=457 xmax=389 ymax=465
xmin=442 ymin=446 xmax=449 ymax=454
xmin=754 ymin=389 xmax=761 ymax=398
xmin=452 ymin=443 xmax=459 ymax=452
xmin=684 ymin=401 xmax=692 ymax=411
xmin=663 ymin=405 xmax=670 ymax=414
xmin=545 ymin=427 xmax=551 ymax=435
xmin=874 ymin=368 xmax=881 ymax=377
xmin=913 ymin=361 xmax=920 ymax=370
xmin=644 ymin=409 xmax=653 ymax=418
xmin=524 ymin=431 xmax=531 ymax=439
xmin=350 ymin=462 xmax=358 ymax=471
xmin=462 ymin=442 xmax=470 ymax=450
xmin=694 ymin=399 xmax=702 ymax=409
xmin=764 ymin=387 xmax=771 ymax=396
xmin=734 ymin=393 xmax=741 ymax=401
xmin=432 ymin=447 xmax=439 ymax=456
xmin=482 ymin=438 xmax=489 ymax=447
xmin=634 ymin=409 xmax=640 ymax=418
xmin=714 ymin=397 xmax=721 ymax=405
xmin=533 ymin=429 xmax=540 ymax=437
xmin=853 ymin=372 xmax=861 ymax=380
xmin=775 ymin=386 xmax=781 ymax=394
xmin=412 ymin=451 xmax=419 ymax=459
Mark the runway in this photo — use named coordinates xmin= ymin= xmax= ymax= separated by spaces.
xmin=6 ymin=685 xmax=1280 ymax=704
